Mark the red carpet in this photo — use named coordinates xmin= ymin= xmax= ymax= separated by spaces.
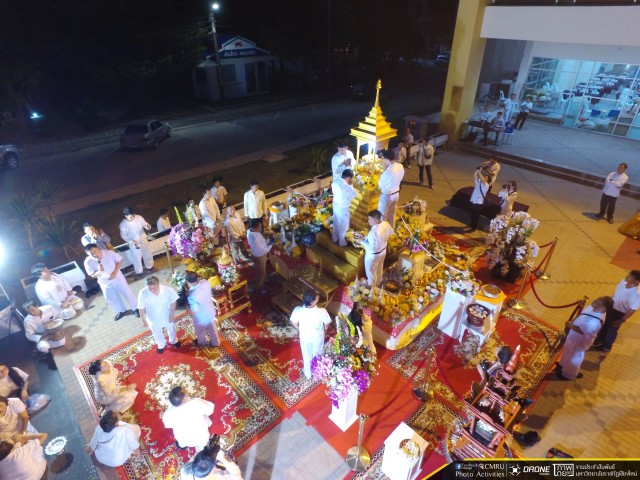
xmin=74 ymin=316 xmax=281 ymax=479
xmin=611 ymin=236 xmax=640 ymax=271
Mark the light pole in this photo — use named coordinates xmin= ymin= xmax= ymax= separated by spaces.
xmin=210 ymin=2 xmax=225 ymax=103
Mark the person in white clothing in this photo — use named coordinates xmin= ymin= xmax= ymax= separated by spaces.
xmin=246 ymin=220 xmax=272 ymax=293
xmin=469 ymin=167 xmax=490 ymax=232
xmin=597 ymin=163 xmax=629 ymax=224
xmin=416 ymin=139 xmax=435 ymax=188
xmin=86 ymin=410 xmax=141 ymax=468
xmin=0 ymin=365 xmax=29 ymax=401
xmin=162 ymin=386 xmax=214 ymax=450
xmin=514 ymin=96 xmax=533 ymax=130
xmin=348 ymin=302 xmax=376 ymax=355
xmin=497 ymin=181 xmax=518 ymax=216
xmin=503 ymin=93 xmax=518 ymax=122
xmin=557 ymin=297 xmax=613 ymax=380
xmin=290 ymin=290 xmax=332 ymax=379
xmin=377 ymin=149 xmax=404 ymax=228
xmin=243 ymin=180 xmax=267 ymax=222
xmin=119 ymin=207 xmax=155 ymax=279
xmin=224 ymin=206 xmax=249 ymax=263
xmin=181 ymin=445 xmax=244 ymax=480
xmin=22 ymin=302 xmax=65 ymax=354
xmin=32 ymin=263 xmax=84 ymax=320
xmin=138 ymin=276 xmax=180 ymax=354
xmin=199 ymin=187 xmax=221 ymax=229
xmin=361 ymin=210 xmax=393 ymax=289
xmin=157 ymin=208 xmax=172 ymax=232
xmin=81 ymin=223 xmax=113 ymax=250
xmin=211 ymin=178 xmax=228 ymax=211
xmin=84 ymin=244 xmax=139 ymax=321
xmin=0 ymin=432 xmax=48 ymax=480
xmin=89 ymin=359 xmax=138 ymax=413
xmin=595 ymin=270 xmax=640 ymax=352
xmin=331 ymin=169 xmax=357 ymax=247
xmin=331 ymin=142 xmax=355 ymax=179
xmin=480 ymin=155 xmax=501 ymax=192
xmin=0 ymin=397 xmax=37 ymax=441
xmin=186 ymin=272 xmax=220 ymax=347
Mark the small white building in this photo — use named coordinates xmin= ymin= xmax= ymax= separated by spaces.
xmin=193 ymin=36 xmax=276 ymax=102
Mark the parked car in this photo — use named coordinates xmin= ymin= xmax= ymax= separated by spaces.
xmin=120 ymin=120 xmax=171 ymax=149
xmin=350 ymin=79 xmax=375 ymax=101
xmin=0 ymin=144 xmax=20 ymax=170
xmin=435 ymin=53 xmax=451 ymax=67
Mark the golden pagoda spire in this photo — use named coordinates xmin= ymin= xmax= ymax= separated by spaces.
xmin=374 ymin=79 xmax=382 ymax=108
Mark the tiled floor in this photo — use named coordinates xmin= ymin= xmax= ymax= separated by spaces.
xmin=38 ymin=120 xmax=640 ymax=477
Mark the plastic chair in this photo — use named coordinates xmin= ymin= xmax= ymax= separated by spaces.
xmin=607 ymin=109 xmax=621 ymax=120
xmin=590 ymin=109 xmax=602 ymax=118
xmin=496 ymin=90 xmax=505 ymax=107
xmin=501 ymin=123 xmax=515 ymax=145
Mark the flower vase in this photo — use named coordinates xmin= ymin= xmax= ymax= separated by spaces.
xmin=328 ymin=388 xmax=358 ymax=432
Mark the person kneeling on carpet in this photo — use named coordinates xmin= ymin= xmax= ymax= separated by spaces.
xmin=86 ymin=410 xmax=141 ymax=467
xmin=0 ymin=432 xmax=48 ymax=479
xmin=162 ymin=386 xmax=214 ymax=451
xmin=181 ymin=434 xmax=243 ymax=480
xmin=89 ymin=359 xmax=138 ymax=414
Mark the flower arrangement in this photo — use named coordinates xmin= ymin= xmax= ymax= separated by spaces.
xmin=287 ymin=192 xmax=312 ymax=207
xmin=445 ymin=270 xmax=479 ymax=297
xmin=353 ymin=156 xmax=382 ymax=192
xmin=168 ymin=223 xmax=217 ymax=260
xmin=218 ymin=264 xmax=239 ymax=285
xmin=486 ymin=212 xmax=540 ymax=283
xmin=311 ymin=314 xmax=377 ymax=407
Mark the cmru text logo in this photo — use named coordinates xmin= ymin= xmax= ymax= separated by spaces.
xmin=553 ymin=464 xmax=575 ymax=477
xmin=523 ymin=465 xmax=551 ymax=474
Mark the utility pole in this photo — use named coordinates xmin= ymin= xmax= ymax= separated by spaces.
xmin=210 ymin=3 xmax=226 ymax=103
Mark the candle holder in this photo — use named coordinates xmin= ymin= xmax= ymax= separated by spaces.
xmin=345 ymin=413 xmax=370 ymax=472
xmin=412 ymin=347 xmax=435 ymax=402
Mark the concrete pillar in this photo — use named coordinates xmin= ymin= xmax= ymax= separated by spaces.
xmin=439 ymin=0 xmax=489 ymax=146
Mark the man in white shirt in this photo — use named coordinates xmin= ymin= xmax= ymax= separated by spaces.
xmin=331 ymin=169 xmax=357 ymax=247
xmin=515 ymin=96 xmax=533 ymax=130
xmin=596 ymin=163 xmax=629 ymax=224
xmin=22 ymin=302 xmax=65 ymax=354
xmin=362 ymin=210 xmax=393 ymax=289
xmin=81 ymin=223 xmax=112 ymax=250
xmin=119 ymin=207 xmax=155 ymax=280
xmin=504 ymin=93 xmax=518 ymax=122
xmin=32 ymin=263 xmax=84 ymax=319
xmin=199 ymin=187 xmax=221 ymax=229
xmin=484 ymin=111 xmax=506 ymax=146
xmin=247 ymin=220 xmax=272 ymax=294
xmin=416 ymin=139 xmax=435 ymax=188
xmin=86 ymin=410 xmax=141 ymax=468
xmin=224 ymin=206 xmax=249 ymax=263
xmin=290 ymin=290 xmax=332 ymax=379
xmin=331 ymin=142 xmax=355 ymax=179
xmin=0 ymin=432 xmax=48 ymax=480
xmin=402 ymin=128 xmax=414 ymax=168
xmin=157 ymin=208 xmax=172 ymax=232
xmin=211 ymin=178 xmax=228 ymax=211
xmin=595 ymin=270 xmax=640 ymax=352
xmin=377 ymin=149 xmax=404 ymax=228
xmin=243 ymin=180 xmax=268 ymax=222
xmin=469 ymin=167 xmax=490 ymax=232
xmin=185 ymin=272 xmax=220 ymax=347
xmin=138 ymin=276 xmax=180 ymax=354
xmin=0 ymin=397 xmax=37 ymax=441
xmin=84 ymin=244 xmax=139 ymax=321
xmin=162 ymin=386 xmax=214 ymax=451
xmin=481 ymin=155 xmax=501 ymax=192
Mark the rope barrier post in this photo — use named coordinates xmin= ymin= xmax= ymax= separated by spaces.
xmin=507 ymin=266 xmax=531 ymax=310
xmin=345 ymin=414 xmax=370 ymax=472
xmin=535 ymin=237 xmax=558 ymax=281
xmin=413 ymin=347 xmax=436 ymax=402
xmin=164 ymin=242 xmax=174 ymax=274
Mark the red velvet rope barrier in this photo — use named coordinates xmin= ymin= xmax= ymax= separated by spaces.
xmin=537 ymin=240 xmax=556 ymax=249
xmin=528 ymin=275 xmax=583 ymax=309
xmin=532 ymin=244 xmax=553 ymax=271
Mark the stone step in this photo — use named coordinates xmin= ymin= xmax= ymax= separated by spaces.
xmin=315 ymin=230 xmax=365 ymax=268
xmin=305 ymin=244 xmax=360 ymax=285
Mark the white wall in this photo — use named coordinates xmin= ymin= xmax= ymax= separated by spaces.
xmin=482 ymin=6 xmax=640 ymax=48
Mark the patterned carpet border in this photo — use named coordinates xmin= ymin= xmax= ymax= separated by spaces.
xmin=219 ymin=307 xmax=320 ymax=407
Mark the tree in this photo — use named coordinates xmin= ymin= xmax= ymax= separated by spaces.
xmin=4 ymin=193 xmax=42 ymax=250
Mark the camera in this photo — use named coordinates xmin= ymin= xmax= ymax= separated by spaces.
xmin=502 ymin=184 xmax=509 ymax=189
xmin=205 ymin=433 xmax=221 ymax=458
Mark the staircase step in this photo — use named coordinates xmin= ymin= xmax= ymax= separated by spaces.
xmin=306 ymin=244 xmax=360 ymax=285
xmin=315 ymin=231 xmax=365 ymax=268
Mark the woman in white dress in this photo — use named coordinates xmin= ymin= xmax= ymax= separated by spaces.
xmin=348 ymin=302 xmax=376 ymax=355
xmin=498 ymin=181 xmax=518 ymax=216
xmin=0 ymin=365 xmax=29 ymax=401
xmin=88 ymin=360 xmax=138 ymax=413
xmin=86 ymin=410 xmax=141 ymax=468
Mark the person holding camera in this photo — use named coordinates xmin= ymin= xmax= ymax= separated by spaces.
xmin=180 ymin=435 xmax=243 ymax=479
xmin=469 ymin=167 xmax=490 ymax=232
xmin=498 ymin=181 xmax=518 ymax=216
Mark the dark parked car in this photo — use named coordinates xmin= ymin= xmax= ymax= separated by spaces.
xmin=120 ymin=120 xmax=171 ymax=149
xmin=350 ymin=81 xmax=375 ymax=101
xmin=0 ymin=144 xmax=20 ymax=169
xmin=435 ymin=53 xmax=451 ymax=67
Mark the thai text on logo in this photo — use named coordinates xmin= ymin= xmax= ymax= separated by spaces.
xmin=553 ymin=464 xmax=574 ymax=476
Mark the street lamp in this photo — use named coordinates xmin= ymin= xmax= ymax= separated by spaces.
xmin=210 ymin=2 xmax=226 ymax=103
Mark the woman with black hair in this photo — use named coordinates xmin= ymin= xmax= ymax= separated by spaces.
xmin=86 ymin=410 xmax=141 ymax=467
xmin=0 ymin=364 xmax=29 ymax=401
xmin=348 ymin=302 xmax=376 ymax=355
xmin=88 ymin=360 xmax=138 ymax=413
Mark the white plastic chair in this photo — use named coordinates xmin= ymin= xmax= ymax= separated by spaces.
xmin=496 ymin=90 xmax=505 ymax=107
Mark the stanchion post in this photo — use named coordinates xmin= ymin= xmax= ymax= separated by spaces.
xmin=413 ymin=347 xmax=435 ymax=402
xmin=507 ymin=266 xmax=531 ymax=310
xmin=345 ymin=413 xmax=370 ymax=471
xmin=164 ymin=242 xmax=174 ymax=274
xmin=535 ymin=237 xmax=558 ymax=281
